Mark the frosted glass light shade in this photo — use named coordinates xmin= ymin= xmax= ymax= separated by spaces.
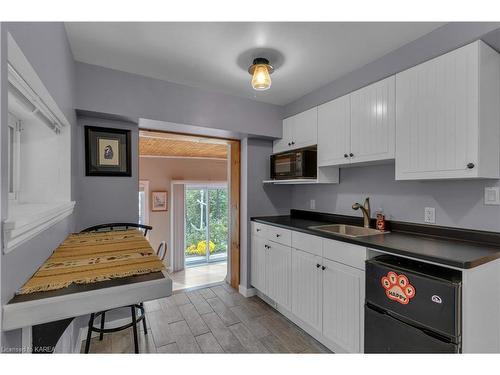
xmin=251 ymin=64 xmax=272 ymax=91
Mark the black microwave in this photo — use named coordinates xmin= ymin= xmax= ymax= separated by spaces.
xmin=270 ymin=147 xmax=317 ymax=180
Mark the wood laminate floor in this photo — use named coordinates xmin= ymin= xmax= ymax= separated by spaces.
xmin=169 ymin=262 xmax=227 ymax=291
xmin=81 ymin=283 xmax=332 ymax=354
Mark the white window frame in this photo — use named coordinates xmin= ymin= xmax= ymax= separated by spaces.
xmin=3 ymin=33 xmax=75 ymax=254
xmin=139 ymin=180 xmax=150 ymax=226
xmin=7 ymin=113 xmax=21 ymax=201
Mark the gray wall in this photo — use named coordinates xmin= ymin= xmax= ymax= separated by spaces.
xmin=285 ymin=22 xmax=500 ymax=117
xmin=75 ymin=116 xmax=139 ymax=231
xmin=283 ymin=23 xmax=500 ymax=235
xmin=75 ymin=62 xmax=284 ymax=139
xmin=292 ymin=164 xmax=500 ymax=232
xmin=240 ymin=138 xmax=292 ymax=288
xmin=0 ymin=22 xmax=77 ymax=350
xmin=0 ymin=22 xmax=7 ymax=351
xmin=73 ymin=62 xmax=290 ymax=290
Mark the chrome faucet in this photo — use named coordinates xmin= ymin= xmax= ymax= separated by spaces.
xmin=352 ymin=197 xmax=371 ymax=228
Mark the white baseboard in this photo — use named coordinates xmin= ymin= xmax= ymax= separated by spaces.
xmin=238 ymin=284 xmax=257 ymax=297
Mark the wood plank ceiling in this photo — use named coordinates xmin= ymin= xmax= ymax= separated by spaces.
xmin=139 ymin=131 xmax=228 ymax=159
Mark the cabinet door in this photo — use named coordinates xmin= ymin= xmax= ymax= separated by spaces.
xmin=350 ymin=76 xmax=395 ymax=163
xmin=322 ymin=259 xmax=364 ymax=353
xmin=266 ymin=241 xmax=292 ymax=310
xmin=395 ymin=42 xmax=479 ymax=179
xmin=291 ymin=249 xmax=322 ymax=332
xmin=273 ymin=117 xmax=294 ymax=154
xmin=251 ymin=235 xmax=267 ymax=293
xmin=292 ymin=107 xmax=318 ymax=149
xmin=317 ymin=95 xmax=350 ymax=166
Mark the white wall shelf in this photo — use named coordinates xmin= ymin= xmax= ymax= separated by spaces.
xmin=3 ymin=201 xmax=76 ymax=254
xmin=263 ymin=179 xmax=321 ymax=185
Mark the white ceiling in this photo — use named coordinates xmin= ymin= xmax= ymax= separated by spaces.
xmin=65 ymin=22 xmax=444 ymax=106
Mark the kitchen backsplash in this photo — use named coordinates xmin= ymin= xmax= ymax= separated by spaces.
xmin=291 ymin=163 xmax=500 ymax=232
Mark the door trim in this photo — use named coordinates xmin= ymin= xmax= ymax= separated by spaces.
xmin=229 ymin=140 xmax=240 ymax=289
xmin=140 ymin=129 xmax=240 ymax=289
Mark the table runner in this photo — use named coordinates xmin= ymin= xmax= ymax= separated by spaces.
xmin=19 ymin=229 xmax=165 ymax=294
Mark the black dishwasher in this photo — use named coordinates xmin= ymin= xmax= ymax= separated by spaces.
xmin=365 ymin=255 xmax=462 ymax=353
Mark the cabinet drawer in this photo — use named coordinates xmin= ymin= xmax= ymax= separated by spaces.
xmin=267 ymin=226 xmax=292 ymax=246
xmin=292 ymin=231 xmax=322 ymax=256
xmin=322 ymin=239 xmax=366 ymax=270
xmin=252 ymin=222 xmax=269 ymax=237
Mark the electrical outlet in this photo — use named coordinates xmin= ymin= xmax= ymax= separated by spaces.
xmin=310 ymin=199 xmax=316 ymax=210
xmin=424 ymin=207 xmax=436 ymax=224
xmin=484 ymin=187 xmax=500 ymax=205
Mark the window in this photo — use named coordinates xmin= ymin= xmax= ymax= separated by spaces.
xmin=184 ymin=185 xmax=228 ymax=266
xmin=3 ymin=34 xmax=75 ymax=254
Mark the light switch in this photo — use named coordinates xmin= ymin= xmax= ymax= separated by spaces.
xmin=310 ymin=199 xmax=316 ymax=210
xmin=424 ymin=207 xmax=435 ymax=224
xmin=484 ymin=187 xmax=500 ymax=205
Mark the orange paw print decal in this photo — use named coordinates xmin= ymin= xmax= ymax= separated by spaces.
xmin=381 ymin=271 xmax=416 ymax=305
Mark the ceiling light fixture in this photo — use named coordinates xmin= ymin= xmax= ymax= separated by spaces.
xmin=248 ymin=57 xmax=274 ymax=91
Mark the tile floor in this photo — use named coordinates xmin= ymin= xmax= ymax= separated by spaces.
xmin=81 ymin=283 xmax=332 ymax=354
xmin=168 ymin=262 xmax=227 ymax=291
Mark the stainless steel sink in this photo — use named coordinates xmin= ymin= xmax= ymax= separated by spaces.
xmin=309 ymin=224 xmax=387 ymax=238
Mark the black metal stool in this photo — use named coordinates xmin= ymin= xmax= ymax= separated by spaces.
xmin=84 ymin=304 xmax=147 ymax=353
xmin=80 ymin=223 xmax=153 ymax=354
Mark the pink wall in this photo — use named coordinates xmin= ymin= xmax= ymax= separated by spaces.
xmin=139 ymin=157 xmax=228 ymax=261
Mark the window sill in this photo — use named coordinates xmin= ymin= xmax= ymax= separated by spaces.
xmin=3 ymin=201 xmax=76 ymax=254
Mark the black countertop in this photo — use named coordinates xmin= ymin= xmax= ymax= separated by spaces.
xmin=8 ymin=272 xmax=165 ymax=304
xmin=251 ymin=210 xmax=500 ymax=269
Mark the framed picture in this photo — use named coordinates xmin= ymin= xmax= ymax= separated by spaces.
xmin=85 ymin=126 xmax=131 ymax=176
xmin=152 ymin=191 xmax=168 ymax=211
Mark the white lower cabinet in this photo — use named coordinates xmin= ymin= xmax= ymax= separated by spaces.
xmin=267 ymin=242 xmax=292 ymax=310
xmin=291 ymin=248 xmax=323 ymax=332
xmin=322 ymin=258 xmax=365 ymax=353
xmin=251 ymin=222 xmax=366 ymax=353
xmin=251 ymin=225 xmax=292 ymax=310
xmin=251 ymin=234 xmax=267 ymax=293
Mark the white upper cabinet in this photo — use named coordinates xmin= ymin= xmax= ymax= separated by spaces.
xmin=350 ymin=76 xmax=395 ymax=163
xmin=317 ymin=76 xmax=395 ymax=167
xmin=273 ymin=107 xmax=318 ymax=154
xmin=318 ymin=94 xmax=351 ymax=166
xmin=273 ymin=117 xmax=294 ymax=154
xmin=396 ymin=41 xmax=500 ymax=180
xmin=292 ymin=107 xmax=318 ymax=149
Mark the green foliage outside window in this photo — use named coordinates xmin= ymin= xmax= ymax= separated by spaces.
xmin=185 ymin=188 xmax=228 ymax=258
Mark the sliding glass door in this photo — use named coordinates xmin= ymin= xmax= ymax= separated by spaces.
xmin=185 ymin=185 xmax=228 ymax=266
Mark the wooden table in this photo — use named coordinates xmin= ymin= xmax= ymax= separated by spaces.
xmin=1 ymin=232 xmax=172 ymax=353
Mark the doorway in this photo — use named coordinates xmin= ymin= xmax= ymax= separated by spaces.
xmin=138 ymin=129 xmax=240 ymax=291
